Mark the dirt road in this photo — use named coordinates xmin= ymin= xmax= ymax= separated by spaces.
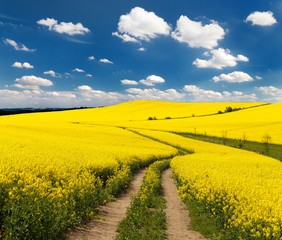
xmin=67 ymin=169 xmax=145 ymax=240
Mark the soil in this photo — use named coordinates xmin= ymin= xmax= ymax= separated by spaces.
xmin=162 ymin=169 xmax=207 ymax=240
xmin=67 ymin=167 xmax=207 ymax=240
xmin=67 ymin=169 xmax=145 ymax=240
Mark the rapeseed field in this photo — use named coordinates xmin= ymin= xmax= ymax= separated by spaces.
xmin=0 ymin=112 xmax=177 ymax=239
xmin=118 ymin=102 xmax=282 ymax=145
xmin=133 ymin=129 xmax=282 ymax=239
xmin=1 ymin=100 xmax=282 ymax=239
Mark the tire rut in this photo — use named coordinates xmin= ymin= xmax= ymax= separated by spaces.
xmin=162 ymin=168 xmax=207 ymax=240
xmin=67 ymin=169 xmax=145 ymax=240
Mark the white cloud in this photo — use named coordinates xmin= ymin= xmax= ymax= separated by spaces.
xmin=64 ymin=73 xmax=74 ymax=78
xmin=183 ymin=85 xmax=257 ymax=101
xmin=171 ymin=16 xmax=225 ymax=49
xmin=37 ymin=18 xmax=90 ymax=35
xmin=139 ymin=75 xmax=165 ymax=86
xmin=126 ymin=88 xmax=184 ymax=100
xmin=193 ymin=48 xmax=249 ymax=69
xmin=76 ymin=85 xmax=184 ymax=104
xmin=77 ymin=85 xmax=92 ymax=91
xmin=184 ymin=85 xmax=222 ymax=100
xmin=37 ymin=18 xmax=58 ymax=29
xmin=258 ymin=86 xmax=282 ymax=101
xmin=121 ymin=79 xmax=139 ymax=85
xmin=138 ymin=47 xmax=146 ymax=52
xmin=113 ymin=7 xmax=171 ymax=43
xmin=44 ymin=70 xmax=56 ymax=77
xmin=45 ymin=91 xmax=76 ymax=99
xmin=0 ymin=89 xmax=77 ymax=108
xmin=88 ymin=56 xmax=95 ymax=60
xmin=1 ymin=82 xmax=261 ymax=108
xmin=43 ymin=70 xmax=61 ymax=78
xmin=255 ymin=76 xmax=262 ymax=80
xmin=112 ymin=32 xmax=139 ymax=43
xmin=246 ymin=11 xmax=277 ymax=26
xmin=12 ymin=62 xmax=34 ymax=69
xmin=99 ymin=58 xmax=113 ymax=64
xmin=4 ymin=38 xmax=35 ymax=52
xmin=76 ymin=85 xmax=125 ymax=104
xmin=213 ymin=71 xmax=254 ymax=83
xmin=14 ymin=75 xmax=53 ymax=90
xmin=86 ymin=74 xmax=92 ymax=77
xmin=72 ymin=68 xmax=85 ymax=73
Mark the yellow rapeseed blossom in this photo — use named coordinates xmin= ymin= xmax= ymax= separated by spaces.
xmin=0 ymin=110 xmax=177 ymax=239
xmin=134 ymin=129 xmax=282 ymax=239
xmin=113 ymin=102 xmax=282 ymax=145
xmin=0 ymin=100 xmax=281 ymax=239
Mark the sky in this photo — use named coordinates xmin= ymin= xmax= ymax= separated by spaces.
xmin=1 ymin=0 xmax=282 ymax=108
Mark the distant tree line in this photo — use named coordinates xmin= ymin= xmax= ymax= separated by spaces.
xmin=0 ymin=107 xmax=91 ymax=116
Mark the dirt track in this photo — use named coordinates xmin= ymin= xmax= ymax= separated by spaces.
xmin=162 ymin=169 xmax=207 ymax=240
xmin=67 ymin=169 xmax=145 ymax=240
xmin=67 ymin=167 xmax=207 ymax=240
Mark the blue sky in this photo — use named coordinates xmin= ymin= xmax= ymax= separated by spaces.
xmin=1 ymin=0 xmax=282 ymax=107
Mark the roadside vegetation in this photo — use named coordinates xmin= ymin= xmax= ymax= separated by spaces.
xmin=116 ymin=160 xmax=170 ymax=240
xmin=178 ymin=132 xmax=282 ymax=161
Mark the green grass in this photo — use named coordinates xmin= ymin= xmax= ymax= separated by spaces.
xmin=177 ymin=132 xmax=282 ymax=161
xmin=116 ymin=160 xmax=170 ymax=240
xmin=184 ymin=198 xmax=224 ymax=239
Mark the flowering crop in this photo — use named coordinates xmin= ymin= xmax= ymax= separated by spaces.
xmin=131 ymin=129 xmax=282 ymax=239
xmin=56 ymin=100 xmax=261 ymax=122
xmin=0 ymin=113 xmax=177 ymax=239
xmin=117 ymin=160 xmax=170 ymax=240
xmin=116 ymin=102 xmax=282 ymax=145
xmin=1 ymin=100 xmax=281 ymax=239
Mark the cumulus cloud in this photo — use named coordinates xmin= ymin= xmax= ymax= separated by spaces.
xmin=171 ymin=16 xmax=225 ymax=49
xmin=121 ymin=79 xmax=139 ymax=85
xmin=44 ymin=70 xmax=56 ymax=77
xmin=4 ymin=38 xmax=35 ymax=52
xmin=138 ymin=47 xmax=146 ymax=52
xmin=139 ymin=75 xmax=165 ymax=86
xmin=258 ymin=86 xmax=282 ymax=101
xmin=37 ymin=18 xmax=90 ymax=35
xmin=37 ymin=18 xmax=57 ymax=29
xmin=113 ymin=7 xmax=171 ymax=43
xmin=43 ymin=70 xmax=60 ymax=78
xmin=112 ymin=32 xmax=139 ymax=43
xmin=12 ymin=62 xmax=34 ymax=69
xmin=1 ymin=81 xmax=262 ymax=108
xmin=193 ymin=48 xmax=249 ymax=69
xmin=246 ymin=11 xmax=277 ymax=26
xmin=99 ymin=58 xmax=113 ymax=64
xmin=14 ymin=75 xmax=53 ymax=90
xmin=126 ymin=88 xmax=184 ymax=100
xmin=88 ymin=56 xmax=95 ymax=60
xmin=0 ymin=89 xmax=76 ymax=108
xmin=45 ymin=91 xmax=76 ymax=99
xmin=212 ymin=71 xmax=254 ymax=83
xmin=76 ymin=85 xmax=125 ymax=104
xmin=184 ymin=85 xmax=222 ymax=100
xmin=77 ymin=85 xmax=92 ymax=91
xmin=72 ymin=68 xmax=85 ymax=73
xmin=184 ymin=85 xmax=257 ymax=101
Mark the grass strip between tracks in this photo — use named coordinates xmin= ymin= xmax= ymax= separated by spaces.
xmin=116 ymin=160 xmax=170 ymax=240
